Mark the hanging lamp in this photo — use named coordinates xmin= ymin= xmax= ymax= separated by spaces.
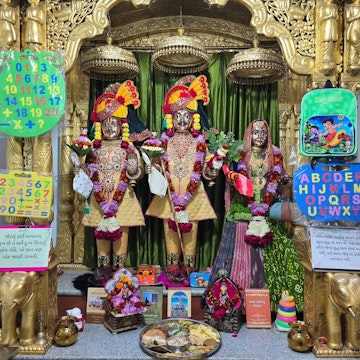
xmin=80 ymin=35 xmax=139 ymax=81
xmin=226 ymin=38 xmax=285 ymax=85
xmin=151 ymin=4 xmax=209 ymax=74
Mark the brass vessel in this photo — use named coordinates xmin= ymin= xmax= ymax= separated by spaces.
xmin=53 ymin=316 xmax=79 ymax=347
xmin=287 ymin=321 xmax=313 ymax=352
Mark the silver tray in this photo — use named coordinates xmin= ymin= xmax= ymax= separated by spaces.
xmin=139 ymin=318 xmax=222 ymax=359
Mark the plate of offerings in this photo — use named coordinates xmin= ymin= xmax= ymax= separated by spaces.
xmin=140 ymin=318 xmax=222 ymax=359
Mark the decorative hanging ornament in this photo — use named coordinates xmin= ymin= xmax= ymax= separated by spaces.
xmin=226 ymin=38 xmax=285 ymax=85
xmin=80 ymin=36 xmax=139 ymax=81
xmin=151 ymin=4 xmax=209 ymax=74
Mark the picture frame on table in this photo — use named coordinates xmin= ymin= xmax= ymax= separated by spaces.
xmin=167 ymin=287 xmax=192 ymax=319
xmin=86 ymin=287 xmax=107 ymax=324
xmin=140 ymin=285 xmax=164 ymax=324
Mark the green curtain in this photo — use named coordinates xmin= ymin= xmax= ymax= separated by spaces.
xmin=82 ymin=52 xmax=279 ymax=270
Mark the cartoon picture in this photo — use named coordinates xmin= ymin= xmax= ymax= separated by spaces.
xmin=302 ymin=115 xmax=354 ymax=155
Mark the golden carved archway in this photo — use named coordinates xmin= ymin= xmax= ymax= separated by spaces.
xmin=47 ymin=0 xmax=314 ymax=76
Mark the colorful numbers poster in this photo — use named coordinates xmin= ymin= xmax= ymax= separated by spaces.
xmin=0 ymin=171 xmax=53 ymax=218
xmin=0 ymin=50 xmax=66 ymax=137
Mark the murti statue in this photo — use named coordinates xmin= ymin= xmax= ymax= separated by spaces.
xmin=145 ymin=75 xmax=219 ymax=286
xmin=80 ymin=81 xmax=150 ymax=272
xmin=0 ymin=0 xmax=16 ymax=50
xmin=211 ymin=119 xmax=304 ymax=311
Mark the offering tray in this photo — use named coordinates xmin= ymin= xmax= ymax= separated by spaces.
xmin=140 ymin=318 xmax=221 ymax=359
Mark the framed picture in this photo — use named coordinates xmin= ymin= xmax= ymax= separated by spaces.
xmin=140 ymin=285 xmax=163 ymax=324
xmin=167 ymin=287 xmax=191 ymax=319
xmin=86 ymin=287 xmax=107 ymax=324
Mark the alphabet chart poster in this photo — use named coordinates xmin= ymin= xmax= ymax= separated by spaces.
xmin=0 ymin=50 xmax=66 ymax=137
xmin=0 ymin=171 xmax=53 ymax=218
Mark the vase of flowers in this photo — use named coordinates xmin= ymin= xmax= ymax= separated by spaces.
xmin=103 ymin=267 xmax=145 ymax=333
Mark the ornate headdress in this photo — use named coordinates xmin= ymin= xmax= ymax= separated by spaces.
xmin=162 ymin=75 xmax=210 ymax=114
xmin=162 ymin=75 xmax=211 ymax=135
xmin=90 ymin=80 xmax=150 ymax=143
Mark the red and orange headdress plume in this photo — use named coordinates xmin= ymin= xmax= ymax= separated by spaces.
xmin=162 ymin=75 xmax=210 ymax=114
xmin=90 ymin=80 xmax=141 ymax=122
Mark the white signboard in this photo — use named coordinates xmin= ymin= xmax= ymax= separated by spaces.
xmin=0 ymin=226 xmax=52 ymax=272
xmin=310 ymin=226 xmax=360 ymax=272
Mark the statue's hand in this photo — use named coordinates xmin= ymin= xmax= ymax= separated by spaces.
xmin=126 ymin=152 xmax=139 ymax=175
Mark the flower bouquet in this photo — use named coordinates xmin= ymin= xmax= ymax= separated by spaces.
xmin=103 ymin=267 xmax=145 ymax=333
xmin=140 ymin=131 xmax=168 ymax=197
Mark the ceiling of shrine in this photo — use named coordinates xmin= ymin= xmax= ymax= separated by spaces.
xmin=82 ymin=0 xmax=279 ymax=51
xmin=108 ymin=0 xmax=253 ymax=28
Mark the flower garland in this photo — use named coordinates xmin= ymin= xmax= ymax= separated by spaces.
xmin=237 ymin=146 xmax=284 ymax=246
xmin=88 ymin=119 xmax=135 ymax=241
xmin=161 ymin=113 xmax=206 ymax=233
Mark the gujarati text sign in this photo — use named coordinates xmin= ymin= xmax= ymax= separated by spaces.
xmin=310 ymin=226 xmax=360 ymax=272
xmin=0 ymin=226 xmax=52 ymax=272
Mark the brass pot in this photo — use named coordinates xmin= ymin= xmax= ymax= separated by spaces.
xmin=54 ymin=316 xmax=79 ymax=346
xmin=287 ymin=321 xmax=313 ymax=352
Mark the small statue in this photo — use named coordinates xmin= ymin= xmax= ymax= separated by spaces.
xmin=24 ymin=0 xmax=45 ymax=51
xmin=346 ymin=0 xmax=360 ymax=71
xmin=0 ymin=0 xmax=16 ymax=50
xmin=318 ymin=0 xmax=341 ymax=74
xmin=325 ymin=273 xmax=360 ymax=350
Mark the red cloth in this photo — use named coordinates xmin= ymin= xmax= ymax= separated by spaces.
xmin=222 ymin=164 xmax=254 ymax=197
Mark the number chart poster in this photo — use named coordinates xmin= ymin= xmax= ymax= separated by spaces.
xmin=0 ymin=50 xmax=66 ymax=137
xmin=0 ymin=226 xmax=52 ymax=272
xmin=0 ymin=171 xmax=53 ymax=218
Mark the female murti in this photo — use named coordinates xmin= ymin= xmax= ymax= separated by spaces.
xmin=211 ymin=119 xmax=304 ymax=311
xmin=81 ymin=81 xmax=149 ymax=271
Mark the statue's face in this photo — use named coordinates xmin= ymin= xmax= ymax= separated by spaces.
xmin=101 ymin=117 xmax=121 ymax=140
xmin=251 ymin=120 xmax=268 ymax=147
xmin=173 ymin=109 xmax=193 ymax=133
